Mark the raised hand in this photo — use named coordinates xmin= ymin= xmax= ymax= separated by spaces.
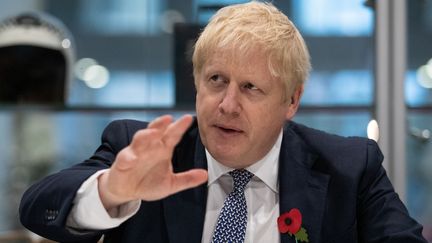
xmin=98 ymin=115 xmax=208 ymax=210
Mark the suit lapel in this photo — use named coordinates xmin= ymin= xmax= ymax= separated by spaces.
xmin=162 ymin=121 xmax=330 ymax=243
xmin=279 ymin=124 xmax=330 ymax=243
xmin=163 ymin=133 xmax=208 ymax=243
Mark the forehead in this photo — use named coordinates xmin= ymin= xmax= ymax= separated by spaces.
xmin=205 ymin=46 xmax=271 ymax=74
xmin=204 ymin=47 xmax=287 ymax=98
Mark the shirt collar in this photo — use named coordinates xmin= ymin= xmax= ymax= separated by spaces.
xmin=206 ymin=129 xmax=283 ymax=193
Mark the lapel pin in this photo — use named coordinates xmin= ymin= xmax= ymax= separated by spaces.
xmin=277 ymin=208 xmax=309 ymax=243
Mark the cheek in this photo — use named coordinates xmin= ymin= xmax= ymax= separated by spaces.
xmin=195 ymin=87 xmax=207 ymax=109
xmin=251 ymin=114 xmax=285 ymax=148
xmin=197 ymin=89 xmax=221 ymax=111
xmin=196 ymin=93 xmax=217 ymax=124
xmin=196 ymin=92 xmax=207 ymax=112
xmin=249 ymin=105 xmax=287 ymax=131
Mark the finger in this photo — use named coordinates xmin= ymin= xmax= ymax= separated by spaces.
xmin=130 ymin=115 xmax=174 ymax=151
xmin=162 ymin=115 xmax=194 ymax=148
xmin=147 ymin=115 xmax=173 ymax=130
xmin=170 ymin=169 xmax=208 ymax=194
xmin=129 ymin=128 xmax=161 ymax=152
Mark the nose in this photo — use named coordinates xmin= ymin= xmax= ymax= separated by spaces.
xmin=218 ymin=84 xmax=241 ymax=116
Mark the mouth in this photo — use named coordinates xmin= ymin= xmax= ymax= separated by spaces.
xmin=214 ymin=124 xmax=243 ymax=134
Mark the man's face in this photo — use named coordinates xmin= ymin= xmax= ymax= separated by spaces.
xmin=195 ymin=48 xmax=298 ymax=168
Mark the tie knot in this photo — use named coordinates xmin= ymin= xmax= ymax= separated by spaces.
xmin=229 ymin=169 xmax=254 ymax=192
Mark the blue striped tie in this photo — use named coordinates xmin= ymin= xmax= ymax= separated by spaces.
xmin=211 ymin=169 xmax=254 ymax=243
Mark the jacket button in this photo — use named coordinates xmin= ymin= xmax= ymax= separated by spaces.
xmin=45 ymin=209 xmax=57 ymax=220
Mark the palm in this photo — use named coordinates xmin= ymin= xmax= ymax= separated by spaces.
xmin=99 ymin=115 xmax=208 ymax=208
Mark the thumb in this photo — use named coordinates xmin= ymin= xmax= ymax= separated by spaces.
xmin=113 ymin=147 xmax=137 ymax=171
xmin=170 ymin=169 xmax=208 ymax=194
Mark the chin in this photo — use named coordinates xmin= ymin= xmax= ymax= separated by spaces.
xmin=210 ymin=149 xmax=251 ymax=168
xmin=222 ymin=159 xmax=254 ymax=169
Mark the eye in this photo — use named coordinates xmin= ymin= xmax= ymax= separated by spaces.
xmin=208 ymin=74 xmax=227 ymax=88
xmin=210 ymin=74 xmax=223 ymax=83
xmin=243 ymin=82 xmax=258 ymax=90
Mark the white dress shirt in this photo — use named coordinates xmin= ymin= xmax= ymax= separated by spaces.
xmin=67 ymin=130 xmax=283 ymax=243
xmin=202 ymin=130 xmax=282 ymax=243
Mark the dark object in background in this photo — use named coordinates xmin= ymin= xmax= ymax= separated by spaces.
xmin=173 ymin=23 xmax=202 ymax=108
xmin=0 ymin=45 xmax=66 ymax=104
xmin=0 ymin=12 xmax=74 ymax=105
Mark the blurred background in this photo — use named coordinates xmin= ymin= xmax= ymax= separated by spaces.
xmin=0 ymin=0 xmax=431 ymax=242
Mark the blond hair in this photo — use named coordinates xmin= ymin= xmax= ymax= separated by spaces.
xmin=192 ymin=1 xmax=311 ymax=100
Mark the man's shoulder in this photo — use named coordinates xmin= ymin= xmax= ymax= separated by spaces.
xmin=104 ymin=119 xmax=149 ymax=134
xmin=285 ymin=120 xmax=376 ymax=150
xmin=284 ymin=120 xmax=382 ymax=173
xmin=103 ymin=117 xmax=199 ymax=143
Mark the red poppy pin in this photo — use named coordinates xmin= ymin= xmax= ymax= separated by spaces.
xmin=277 ymin=208 xmax=309 ymax=243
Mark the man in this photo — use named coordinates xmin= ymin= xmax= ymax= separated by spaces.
xmin=20 ymin=2 xmax=426 ymax=243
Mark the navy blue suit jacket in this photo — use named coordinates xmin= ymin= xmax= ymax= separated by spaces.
xmin=19 ymin=119 xmax=427 ymax=243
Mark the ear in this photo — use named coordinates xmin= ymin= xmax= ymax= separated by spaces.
xmin=286 ymin=84 xmax=304 ymax=120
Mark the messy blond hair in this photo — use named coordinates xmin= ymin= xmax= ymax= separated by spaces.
xmin=192 ymin=1 xmax=311 ymax=100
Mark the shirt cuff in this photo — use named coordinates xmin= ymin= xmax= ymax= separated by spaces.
xmin=66 ymin=169 xmax=141 ymax=230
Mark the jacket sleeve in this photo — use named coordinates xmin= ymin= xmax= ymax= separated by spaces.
xmin=19 ymin=120 xmax=134 ymax=242
xmin=357 ymin=140 xmax=427 ymax=243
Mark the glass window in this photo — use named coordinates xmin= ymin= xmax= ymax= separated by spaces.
xmin=197 ymin=0 xmax=246 ymax=4
xmin=79 ymin=0 xmax=162 ymax=35
xmin=195 ymin=0 xmax=248 ymax=25
xmin=294 ymin=111 xmax=371 ymax=137
xmin=292 ymin=0 xmax=373 ymax=36
xmin=406 ymin=112 xmax=432 ymax=240
xmin=302 ymin=70 xmax=373 ymax=106
xmin=68 ymin=71 xmax=174 ymax=107
xmin=406 ymin=70 xmax=432 ymax=107
xmin=406 ymin=0 xmax=432 ymax=240
xmin=0 ymin=112 xmax=13 ymax=232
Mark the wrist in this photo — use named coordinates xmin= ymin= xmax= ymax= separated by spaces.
xmin=97 ymin=170 xmax=132 ymax=210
